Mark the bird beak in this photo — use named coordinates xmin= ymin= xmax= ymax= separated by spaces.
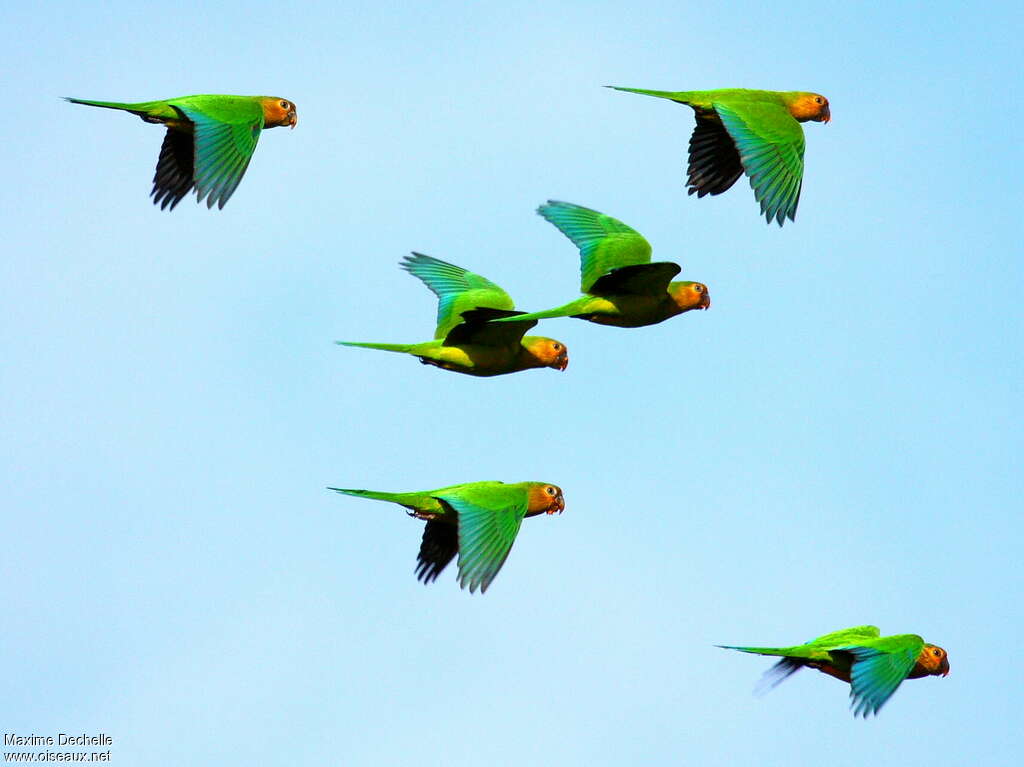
xmin=701 ymin=293 xmax=711 ymax=310
xmin=821 ymin=105 xmax=831 ymax=124
xmin=940 ymin=658 xmax=950 ymax=676
xmin=548 ymin=495 xmax=565 ymax=514
xmin=289 ymin=112 xmax=297 ymax=129
xmin=557 ymin=353 xmax=569 ymax=371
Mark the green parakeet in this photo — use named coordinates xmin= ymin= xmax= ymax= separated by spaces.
xmin=719 ymin=625 xmax=949 ymax=717
xmin=328 ymin=480 xmax=565 ymax=593
xmin=497 ymin=201 xmax=709 ymax=328
xmin=338 ymin=253 xmax=569 ymax=376
xmin=609 ymin=87 xmax=829 ymax=225
xmin=65 ymin=94 xmax=297 ymax=209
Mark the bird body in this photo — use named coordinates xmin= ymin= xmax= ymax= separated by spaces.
xmin=66 ymin=94 xmax=297 ymax=209
xmin=609 ymin=86 xmax=829 ymax=225
xmin=329 ymin=481 xmax=565 ymax=593
xmin=719 ymin=625 xmax=949 ymax=717
xmin=338 ymin=253 xmax=568 ymax=376
xmin=500 ymin=201 xmax=709 ymax=328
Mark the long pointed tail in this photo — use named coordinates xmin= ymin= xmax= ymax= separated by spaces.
xmin=605 ymin=86 xmax=691 ymax=104
xmin=64 ymin=97 xmax=174 ymax=121
xmin=328 ymin=487 xmax=403 ymax=503
xmin=494 ymin=305 xmax=576 ymax=323
xmin=336 ymin=341 xmax=413 ymax=354
xmin=716 ymin=644 xmax=791 ymax=657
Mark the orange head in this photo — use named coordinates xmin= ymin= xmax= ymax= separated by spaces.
xmin=526 ymin=483 xmax=565 ymax=516
xmin=911 ymin=644 xmax=950 ymax=678
xmin=786 ymin=92 xmax=830 ymax=123
xmin=260 ymin=97 xmax=298 ymax=128
xmin=669 ymin=281 xmax=711 ymax=313
xmin=522 ymin=337 xmax=569 ymax=371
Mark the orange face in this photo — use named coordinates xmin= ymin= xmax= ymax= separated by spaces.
xmin=788 ymin=92 xmax=830 ymax=123
xmin=525 ymin=337 xmax=569 ymax=371
xmin=671 ymin=282 xmax=711 ymax=312
xmin=914 ymin=644 xmax=950 ymax=677
xmin=527 ymin=484 xmax=565 ymax=515
xmin=261 ymin=97 xmax=298 ymax=128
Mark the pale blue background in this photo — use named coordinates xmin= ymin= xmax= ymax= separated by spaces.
xmin=3 ymin=1 xmax=1021 ymax=764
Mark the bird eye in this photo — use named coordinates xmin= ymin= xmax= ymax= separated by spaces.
xmin=280 ymin=100 xmax=290 ymax=109
xmin=932 ymin=649 xmax=941 ymax=657
xmin=545 ymin=486 xmax=556 ymax=495
xmin=694 ymin=284 xmax=703 ymax=292
xmin=553 ymin=343 xmax=562 ymax=350
xmin=814 ymin=96 xmax=822 ymax=104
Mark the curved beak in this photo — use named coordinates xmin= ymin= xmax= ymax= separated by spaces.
xmin=288 ymin=112 xmax=298 ymax=129
xmin=821 ymin=105 xmax=831 ymax=124
xmin=556 ymin=352 xmax=569 ymax=371
xmin=940 ymin=657 xmax=950 ymax=676
xmin=548 ymin=494 xmax=565 ymax=514
xmin=701 ymin=292 xmax=711 ymax=310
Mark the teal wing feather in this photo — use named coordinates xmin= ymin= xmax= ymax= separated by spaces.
xmin=537 ymin=201 xmax=653 ymax=293
xmin=401 ymin=253 xmax=515 ymax=339
xmin=842 ymin=635 xmax=924 ymax=717
xmin=712 ymin=101 xmax=805 ymax=226
xmin=435 ymin=487 xmax=527 ymax=594
xmin=174 ymin=105 xmax=263 ymax=209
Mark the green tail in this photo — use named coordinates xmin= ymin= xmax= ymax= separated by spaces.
xmin=495 ymin=300 xmax=585 ymax=323
xmin=606 ymin=86 xmax=691 ymax=103
xmin=328 ymin=487 xmax=403 ymax=503
xmin=717 ymin=644 xmax=797 ymax=657
xmin=336 ymin=340 xmax=413 ymax=354
xmin=64 ymin=97 xmax=174 ymax=120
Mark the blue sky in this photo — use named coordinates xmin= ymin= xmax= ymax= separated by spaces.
xmin=3 ymin=0 xmax=1021 ymax=764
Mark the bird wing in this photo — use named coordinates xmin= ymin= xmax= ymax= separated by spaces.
xmin=151 ymin=128 xmax=196 ymax=211
xmin=173 ymin=104 xmax=264 ymax=209
xmin=401 ymin=253 xmax=515 ymax=339
xmin=588 ymin=262 xmax=681 ymax=297
xmin=435 ymin=488 xmax=527 ymax=594
xmin=443 ymin=308 xmax=536 ymax=347
xmin=415 ymin=520 xmax=459 ymax=584
xmin=537 ymin=201 xmax=653 ymax=293
xmin=839 ymin=635 xmax=924 ymax=717
xmin=686 ymin=113 xmax=745 ymax=197
xmin=712 ymin=100 xmax=806 ymax=225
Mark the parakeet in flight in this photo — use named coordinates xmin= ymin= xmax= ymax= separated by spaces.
xmin=719 ymin=625 xmax=949 ymax=717
xmin=338 ymin=253 xmax=569 ymax=376
xmin=65 ymin=94 xmax=297 ymax=210
xmin=608 ymin=87 xmax=830 ymax=225
xmin=328 ymin=480 xmax=565 ymax=593
xmin=496 ymin=201 xmax=709 ymax=328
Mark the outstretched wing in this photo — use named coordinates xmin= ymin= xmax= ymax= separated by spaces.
xmin=443 ymin=308 xmax=536 ymax=347
xmin=537 ymin=201 xmax=653 ymax=293
xmin=401 ymin=253 xmax=515 ymax=339
xmin=841 ymin=635 xmax=924 ymax=717
xmin=415 ymin=520 xmax=458 ymax=584
xmin=712 ymin=101 xmax=805 ymax=226
xmin=435 ymin=489 xmax=527 ymax=594
xmin=174 ymin=104 xmax=264 ymax=209
xmin=151 ymin=129 xmax=195 ymax=210
xmin=686 ymin=113 xmax=745 ymax=198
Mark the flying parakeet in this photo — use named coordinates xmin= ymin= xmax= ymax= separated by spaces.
xmin=338 ymin=253 xmax=569 ymax=376
xmin=496 ymin=201 xmax=709 ymax=328
xmin=65 ymin=94 xmax=297 ymax=210
xmin=608 ymin=87 xmax=830 ymax=225
xmin=328 ymin=480 xmax=565 ymax=593
xmin=719 ymin=625 xmax=949 ymax=717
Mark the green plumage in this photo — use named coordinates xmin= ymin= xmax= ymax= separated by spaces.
xmin=608 ymin=86 xmax=830 ymax=225
xmin=65 ymin=94 xmax=296 ymax=210
xmin=498 ymin=201 xmax=709 ymax=328
xmin=337 ymin=253 xmax=568 ymax=376
xmin=719 ymin=625 xmax=949 ymax=717
xmin=328 ymin=480 xmax=564 ymax=593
